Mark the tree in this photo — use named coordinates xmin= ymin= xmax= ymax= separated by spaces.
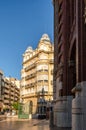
xmin=12 ymin=102 xmax=19 ymax=114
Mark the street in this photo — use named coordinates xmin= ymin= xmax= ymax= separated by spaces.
xmin=0 ymin=115 xmax=71 ymax=130
xmin=0 ymin=116 xmax=52 ymax=130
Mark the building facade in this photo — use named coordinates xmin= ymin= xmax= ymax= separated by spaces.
xmin=53 ymin=0 xmax=86 ymax=130
xmin=0 ymin=71 xmax=20 ymax=112
xmin=0 ymin=70 xmax=4 ymax=111
xmin=21 ymin=34 xmax=54 ymax=114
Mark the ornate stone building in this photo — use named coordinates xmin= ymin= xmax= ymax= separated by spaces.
xmin=53 ymin=0 xmax=86 ymax=130
xmin=20 ymin=34 xmax=54 ymax=114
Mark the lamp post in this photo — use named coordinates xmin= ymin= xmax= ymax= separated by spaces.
xmin=84 ymin=0 xmax=86 ymax=23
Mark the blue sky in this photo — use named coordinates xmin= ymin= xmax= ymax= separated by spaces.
xmin=0 ymin=0 xmax=54 ymax=79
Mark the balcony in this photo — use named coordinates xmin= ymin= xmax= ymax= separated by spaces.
xmin=11 ymin=92 xmax=14 ymax=96
xmin=11 ymin=101 xmax=14 ymax=104
xmin=25 ymin=73 xmax=36 ymax=80
xmin=30 ymin=83 xmax=35 ymax=86
xmin=14 ymin=89 xmax=20 ymax=94
xmin=4 ymin=84 xmax=9 ymax=89
xmin=25 ymin=75 xmax=29 ymax=80
xmin=25 ymin=84 xmax=30 ymax=88
xmin=4 ymin=100 xmax=9 ymax=104
xmin=4 ymin=94 xmax=9 ymax=99
xmin=37 ymin=69 xmax=48 ymax=74
xmin=37 ymin=80 xmax=48 ymax=84
xmin=15 ymin=89 xmax=18 ymax=92
xmin=15 ymin=93 xmax=19 ymax=97
xmin=22 ymin=93 xmax=36 ymax=98
xmin=4 ymin=89 xmax=9 ymax=94
xmin=11 ymin=87 xmax=14 ymax=91
xmin=37 ymin=69 xmax=43 ymax=72
xmin=25 ymin=82 xmax=35 ymax=89
xmin=25 ymin=63 xmax=36 ymax=72
xmin=36 ymin=91 xmax=48 ymax=96
xmin=11 ymin=96 xmax=14 ymax=100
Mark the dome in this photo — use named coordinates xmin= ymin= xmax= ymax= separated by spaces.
xmin=27 ymin=46 xmax=33 ymax=50
xmin=40 ymin=34 xmax=50 ymax=41
xmin=25 ymin=46 xmax=33 ymax=53
xmin=38 ymin=34 xmax=51 ymax=49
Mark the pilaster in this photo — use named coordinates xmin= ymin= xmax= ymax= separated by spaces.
xmin=72 ymin=81 xmax=86 ymax=130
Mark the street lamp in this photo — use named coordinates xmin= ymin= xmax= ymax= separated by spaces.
xmin=84 ymin=0 xmax=86 ymax=23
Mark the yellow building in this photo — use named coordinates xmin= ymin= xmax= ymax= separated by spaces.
xmin=21 ymin=34 xmax=54 ymax=114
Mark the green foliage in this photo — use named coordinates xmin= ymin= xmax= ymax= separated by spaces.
xmin=12 ymin=102 xmax=19 ymax=110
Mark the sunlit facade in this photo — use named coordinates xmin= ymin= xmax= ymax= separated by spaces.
xmin=21 ymin=34 xmax=54 ymax=114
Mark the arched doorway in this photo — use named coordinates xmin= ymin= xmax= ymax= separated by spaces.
xmin=37 ymin=97 xmax=47 ymax=119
